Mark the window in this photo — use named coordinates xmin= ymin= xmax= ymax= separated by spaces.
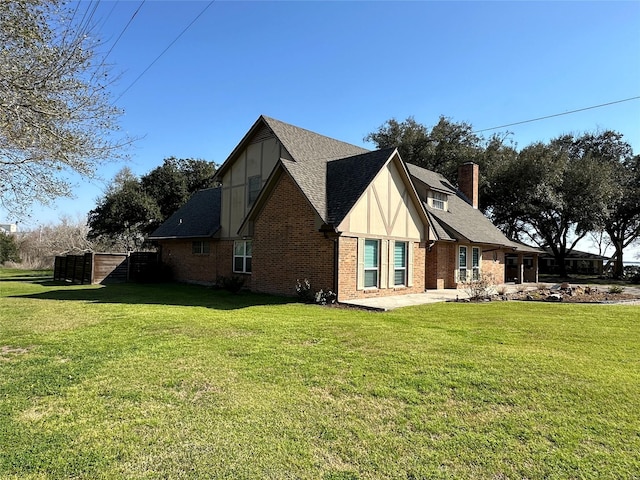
xmin=247 ymin=175 xmax=261 ymax=207
xmin=429 ymin=191 xmax=447 ymax=210
xmin=192 ymin=241 xmax=210 ymax=255
xmin=364 ymin=239 xmax=379 ymax=288
xmin=394 ymin=241 xmax=407 ymax=286
xmin=458 ymin=246 xmax=467 ymax=282
xmin=458 ymin=246 xmax=481 ymax=282
xmin=233 ymin=240 xmax=252 ymax=273
xmin=472 ymin=247 xmax=480 ymax=281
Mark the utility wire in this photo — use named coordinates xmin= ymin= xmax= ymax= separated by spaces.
xmin=91 ymin=0 xmax=145 ymax=83
xmin=474 ymin=96 xmax=640 ymax=133
xmin=102 ymin=1 xmax=145 ymax=63
xmin=113 ymin=1 xmax=215 ymax=104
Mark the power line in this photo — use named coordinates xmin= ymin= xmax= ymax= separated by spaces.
xmin=113 ymin=1 xmax=215 ymax=104
xmin=91 ymin=1 xmax=145 ymax=83
xmin=473 ymin=96 xmax=640 ymax=133
xmin=101 ymin=1 xmax=145 ymax=66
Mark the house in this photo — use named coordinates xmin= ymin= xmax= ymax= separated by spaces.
xmin=539 ymin=248 xmax=609 ymax=276
xmin=149 ymin=116 xmax=540 ymax=301
xmin=0 ymin=223 xmax=17 ymax=234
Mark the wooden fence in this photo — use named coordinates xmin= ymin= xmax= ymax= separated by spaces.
xmin=53 ymin=252 xmax=160 ymax=284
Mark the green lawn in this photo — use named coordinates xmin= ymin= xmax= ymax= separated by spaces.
xmin=1 ymin=268 xmax=639 ymax=479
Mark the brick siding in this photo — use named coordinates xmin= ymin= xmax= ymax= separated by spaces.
xmin=158 ymin=239 xmax=253 ymax=288
xmin=159 ymin=239 xmax=220 ymax=284
xmin=252 ymin=173 xmax=334 ymax=297
xmin=426 ymin=243 xmax=508 ymax=289
xmin=482 ymin=249 xmax=505 ymax=284
xmin=426 ymin=242 xmax=456 ymax=289
xmin=337 ymin=236 xmax=426 ymax=301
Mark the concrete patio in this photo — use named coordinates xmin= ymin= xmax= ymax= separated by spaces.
xmin=340 ymin=283 xmax=543 ymax=311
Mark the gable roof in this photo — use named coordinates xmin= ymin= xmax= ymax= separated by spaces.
xmin=325 ymin=147 xmax=397 ymax=226
xmin=148 ymin=187 xmax=221 ymax=239
xmin=264 ymin=116 xmax=369 ymax=222
xmin=406 ymin=163 xmax=539 ymax=252
xmin=215 ymin=115 xmax=369 ymax=223
xmin=263 ymin=116 xmax=369 ymax=164
xmin=153 ymin=116 xmax=537 ymax=254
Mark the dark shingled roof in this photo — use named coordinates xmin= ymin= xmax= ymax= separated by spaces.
xmin=149 ymin=187 xmax=221 ymax=239
xmin=326 ymin=148 xmax=396 ymax=225
xmin=406 ymin=164 xmax=457 ymax=195
xmin=262 ymin=116 xmax=369 ymax=221
xmin=407 ymin=163 xmax=538 ymax=251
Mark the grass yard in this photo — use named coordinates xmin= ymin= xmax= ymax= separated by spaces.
xmin=1 ymin=268 xmax=639 ymax=479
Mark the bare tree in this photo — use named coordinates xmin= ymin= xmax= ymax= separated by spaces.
xmin=0 ymin=0 xmax=131 ymax=216
xmin=588 ymin=229 xmax=613 ymax=258
xmin=16 ymin=215 xmax=96 ymax=268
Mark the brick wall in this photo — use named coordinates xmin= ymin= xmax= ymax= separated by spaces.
xmin=458 ymin=162 xmax=479 ymax=209
xmin=337 ymin=236 xmax=358 ymax=300
xmin=252 ymin=173 xmax=334 ymax=297
xmin=426 ymin=242 xmax=456 ymax=289
xmin=337 ymin=236 xmax=426 ymax=301
xmin=159 ymin=239 xmax=219 ymax=284
xmin=158 ymin=239 xmax=252 ymax=288
xmin=482 ymin=249 xmax=505 ymax=284
xmin=426 ymin=242 xmax=508 ymax=289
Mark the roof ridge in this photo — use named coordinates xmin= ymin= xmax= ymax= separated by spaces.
xmin=327 ymin=146 xmax=395 ymax=163
xmin=261 ymin=115 xmax=369 ymax=155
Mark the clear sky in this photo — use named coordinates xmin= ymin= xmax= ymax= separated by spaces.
xmin=5 ymin=1 xmax=640 ymax=257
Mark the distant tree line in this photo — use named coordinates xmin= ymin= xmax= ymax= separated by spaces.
xmin=366 ymin=117 xmax=640 ymax=278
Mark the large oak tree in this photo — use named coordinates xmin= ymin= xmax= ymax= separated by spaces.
xmin=488 ymin=134 xmax=618 ymax=277
xmin=88 ymin=159 xmax=217 ymax=250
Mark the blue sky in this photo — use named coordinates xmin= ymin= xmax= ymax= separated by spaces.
xmin=6 ymin=1 xmax=640 ymax=255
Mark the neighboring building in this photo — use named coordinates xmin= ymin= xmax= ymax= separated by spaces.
xmin=539 ymin=248 xmax=609 ymax=275
xmin=0 ymin=223 xmax=17 ymax=234
xmin=149 ymin=116 xmax=540 ymax=301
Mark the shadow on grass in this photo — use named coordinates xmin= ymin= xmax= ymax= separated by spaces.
xmin=9 ymin=281 xmax=298 ymax=310
xmin=0 ymin=274 xmax=54 ymax=283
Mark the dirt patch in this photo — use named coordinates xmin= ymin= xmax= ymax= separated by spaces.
xmin=1 ymin=345 xmax=33 ymax=360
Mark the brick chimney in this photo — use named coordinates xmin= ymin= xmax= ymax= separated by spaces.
xmin=458 ymin=162 xmax=479 ymax=209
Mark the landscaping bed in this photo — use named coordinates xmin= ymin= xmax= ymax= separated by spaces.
xmin=503 ymin=283 xmax=640 ymax=304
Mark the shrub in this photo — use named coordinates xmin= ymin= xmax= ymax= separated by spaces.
xmin=608 ymin=285 xmax=625 ymax=294
xmin=460 ymin=273 xmax=496 ymax=301
xmin=217 ymin=275 xmax=245 ymax=294
xmin=295 ymin=278 xmax=314 ymax=303
xmin=0 ymin=232 xmax=20 ymax=264
xmin=296 ymin=279 xmax=337 ymax=305
xmin=623 ymin=266 xmax=640 ymax=284
xmin=315 ymin=289 xmax=337 ymax=306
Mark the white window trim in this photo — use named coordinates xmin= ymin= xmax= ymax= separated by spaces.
xmin=363 ymin=239 xmax=380 ymax=289
xmin=358 ymin=238 xmax=414 ymax=291
xmin=428 ymin=191 xmax=448 ymax=210
xmin=233 ymin=240 xmax=252 ymax=274
xmin=457 ymin=245 xmax=482 ymax=282
xmin=472 ymin=246 xmax=481 ymax=281
xmin=394 ymin=241 xmax=407 ymax=286
xmin=458 ymin=246 xmax=468 ymax=283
